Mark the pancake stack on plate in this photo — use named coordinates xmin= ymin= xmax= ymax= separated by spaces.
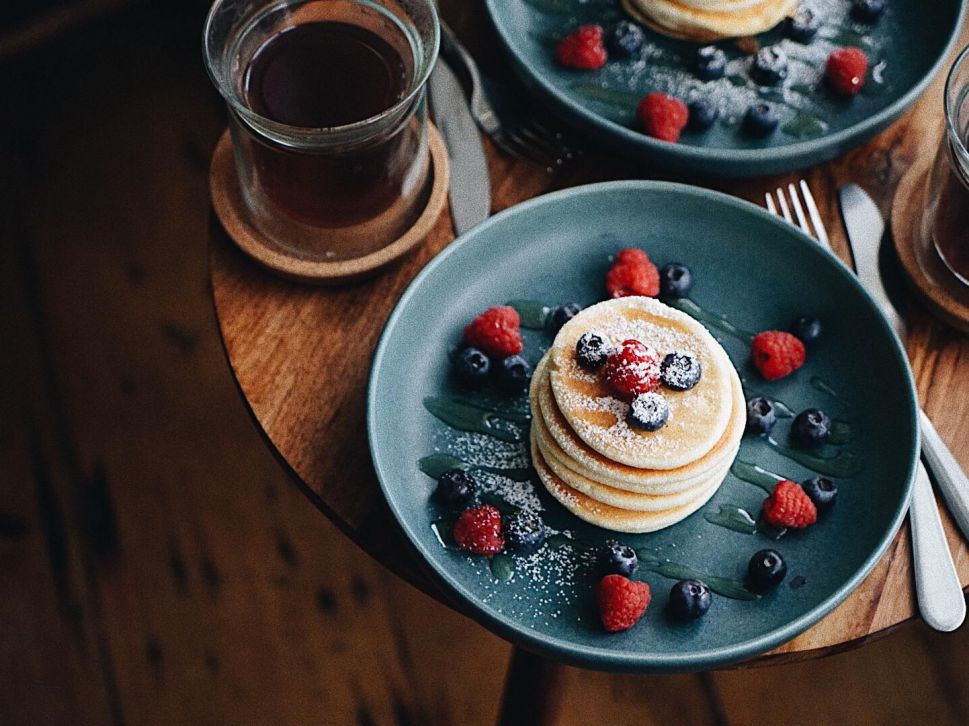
xmin=620 ymin=0 xmax=798 ymax=41
xmin=530 ymin=297 xmax=745 ymax=533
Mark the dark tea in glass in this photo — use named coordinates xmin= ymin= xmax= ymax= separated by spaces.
xmin=204 ymin=0 xmax=439 ymax=261
xmin=930 ymin=135 xmax=969 ymax=285
xmin=921 ymin=45 xmax=969 ymax=291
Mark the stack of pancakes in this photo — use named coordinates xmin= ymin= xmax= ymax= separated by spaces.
xmin=529 ymin=297 xmax=744 ymax=533
xmin=621 ymin=0 xmax=797 ymax=41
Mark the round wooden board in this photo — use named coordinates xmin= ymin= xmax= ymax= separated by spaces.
xmin=892 ymin=157 xmax=969 ymax=334
xmin=209 ymin=124 xmax=450 ymax=284
xmin=209 ymin=16 xmax=969 ymax=669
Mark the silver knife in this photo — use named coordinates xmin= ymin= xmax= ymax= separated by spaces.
xmin=839 ymin=185 xmax=905 ymax=341
xmin=839 ymin=183 xmax=966 ymax=631
xmin=429 ymin=57 xmax=490 ymax=235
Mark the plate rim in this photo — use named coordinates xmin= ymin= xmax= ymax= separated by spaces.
xmin=367 ymin=180 xmax=920 ymax=671
xmin=483 ymin=0 xmax=967 ymax=171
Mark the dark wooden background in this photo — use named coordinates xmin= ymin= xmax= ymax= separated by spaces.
xmin=2 ymin=2 xmax=969 ymax=724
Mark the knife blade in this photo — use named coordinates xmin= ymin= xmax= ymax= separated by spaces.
xmin=839 ymin=182 xmax=967 ymax=632
xmin=428 ymin=57 xmax=490 ymax=235
xmin=838 ymin=184 xmax=905 ymax=341
xmin=840 ymin=182 xmax=969 ymax=538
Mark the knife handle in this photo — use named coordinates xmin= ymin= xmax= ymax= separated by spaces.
xmin=909 ymin=458 xmax=966 ymax=632
xmin=921 ymin=409 xmax=969 ymax=543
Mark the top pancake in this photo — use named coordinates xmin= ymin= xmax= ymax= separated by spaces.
xmin=549 ymin=296 xmax=736 ymax=470
xmin=621 ymin=0 xmax=797 ymax=41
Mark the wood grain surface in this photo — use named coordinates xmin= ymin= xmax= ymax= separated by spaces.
xmin=211 ymin=6 xmax=969 ymax=664
xmin=4 ymin=2 xmax=969 ymax=723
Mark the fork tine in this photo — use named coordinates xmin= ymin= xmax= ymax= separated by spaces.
xmin=788 ymin=182 xmax=812 ymax=238
xmin=512 ymin=123 xmax=564 ymax=164
xmin=528 ymin=117 xmax=581 ymax=159
xmin=765 ymin=192 xmax=778 ymax=216
xmin=776 ymin=187 xmax=793 ymax=224
xmin=799 ymin=180 xmax=831 ymax=249
xmin=489 ymin=129 xmax=521 ymax=160
xmin=502 ymin=127 xmax=560 ymax=169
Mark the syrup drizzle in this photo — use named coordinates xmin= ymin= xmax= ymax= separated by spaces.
xmin=507 ymin=299 xmax=550 ymax=330
xmin=766 ymin=437 xmax=862 ymax=477
xmin=704 ymin=505 xmax=788 ymax=540
xmin=423 ymin=396 xmax=528 ymax=442
xmin=730 ymin=459 xmax=784 ymax=493
xmin=668 ymin=298 xmax=755 ymax=344
xmin=419 ymin=453 xmax=532 ymax=483
xmin=635 ymin=550 xmax=759 ymax=600
xmin=742 ymin=389 xmax=796 ymax=418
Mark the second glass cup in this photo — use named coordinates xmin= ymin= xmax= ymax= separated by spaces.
xmin=204 ymin=0 xmax=439 ymax=262
xmin=920 ymin=44 xmax=969 ymax=291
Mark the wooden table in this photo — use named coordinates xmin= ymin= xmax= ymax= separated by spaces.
xmin=209 ymin=4 xmax=969 ymax=678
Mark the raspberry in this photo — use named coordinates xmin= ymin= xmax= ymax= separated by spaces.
xmin=463 ymin=306 xmax=524 ymax=359
xmin=750 ymin=330 xmax=806 ymax=381
xmin=763 ymin=480 xmax=818 ymax=529
xmin=826 ymin=47 xmax=868 ymax=97
xmin=453 ymin=505 xmax=505 ymax=555
xmin=603 ymin=339 xmax=661 ymax=399
xmin=606 ymin=250 xmax=660 ymax=298
xmin=615 ymin=248 xmax=650 ymax=266
xmin=636 ymin=92 xmax=689 ymax=142
xmin=555 ymin=25 xmax=607 ymax=70
xmin=596 ymin=574 xmax=651 ymax=632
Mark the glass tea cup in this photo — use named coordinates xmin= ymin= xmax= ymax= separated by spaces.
xmin=920 ymin=44 xmax=969 ymax=291
xmin=204 ymin=0 xmax=439 ymax=262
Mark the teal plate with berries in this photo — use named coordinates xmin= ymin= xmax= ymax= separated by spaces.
xmin=484 ymin=0 xmax=965 ymax=176
xmin=367 ymin=181 xmax=918 ymax=672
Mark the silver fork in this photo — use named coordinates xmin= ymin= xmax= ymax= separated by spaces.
xmin=440 ymin=23 xmax=580 ymax=170
xmin=765 ymin=180 xmax=831 ymax=251
xmin=766 ymin=180 xmax=966 ymax=632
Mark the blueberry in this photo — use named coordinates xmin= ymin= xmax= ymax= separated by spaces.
xmin=606 ymin=20 xmax=645 ymax=57
xmin=660 ymin=351 xmax=701 ymax=391
xmin=695 ymin=45 xmax=727 ymax=80
xmin=786 ymin=7 xmax=820 ymax=43
xmin=597 ymin=540 xmax=638 ymax=577
xmin=851 ymin=0 xmax=886 ymax=23
xmin=454 ymin=347 xmax=490 ymax=385
xmin=747 ymin=549 xmax=787 ymax=592
xmin=791 ymin=408 xmax=832 ymax=446
xmin=742 ymin=103 xmax=779 ymax=137
xmin=548 ymin=303 xmax=582 ymax=333
xmin=802 ymin=476 xmax=838 ymax=511
xmin=435 ymin=469 xmax=475 ymax=504
xmin=790 ymin=315 xmax=823 ymax=346
xmin=659 ymin=263 xmax=694 ymax=298
xmin=576 ymin=331 xmax=613 ymax=370
xmin=504 ymin=510 xmax=546 ymax=554
xmin=745 ymin=396 xmax=777 ymax=435
xmin=668 ymin=579 xmax=712 ymax=620
xmin=750 ymin=46 xmax=789 ymax=85
xmin=497 ymin=355 xmax=532 ymax=393
xmin=628 ymin=392 xmax=670 ymax=431
xmin=687 ymin=100 xmax=719 ymax=132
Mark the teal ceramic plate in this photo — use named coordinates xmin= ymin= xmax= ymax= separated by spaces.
xmin=484 ymin=0 xmax=965 ymax=176
xmin=368 ymin=182 xmax=918 ymax=672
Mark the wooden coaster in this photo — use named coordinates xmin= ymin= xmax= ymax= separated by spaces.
xmin=209 ymin=124 xmax=449 ymax=284
xmin=892 ymin=157 xmax=969 ymax=333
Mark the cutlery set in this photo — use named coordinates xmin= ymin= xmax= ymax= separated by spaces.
xmin=769 ymin=180 xmax=968 ymax=631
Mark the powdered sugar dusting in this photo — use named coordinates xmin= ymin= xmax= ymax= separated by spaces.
xmin=545 ymin=0 xmax=891 ymax=142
